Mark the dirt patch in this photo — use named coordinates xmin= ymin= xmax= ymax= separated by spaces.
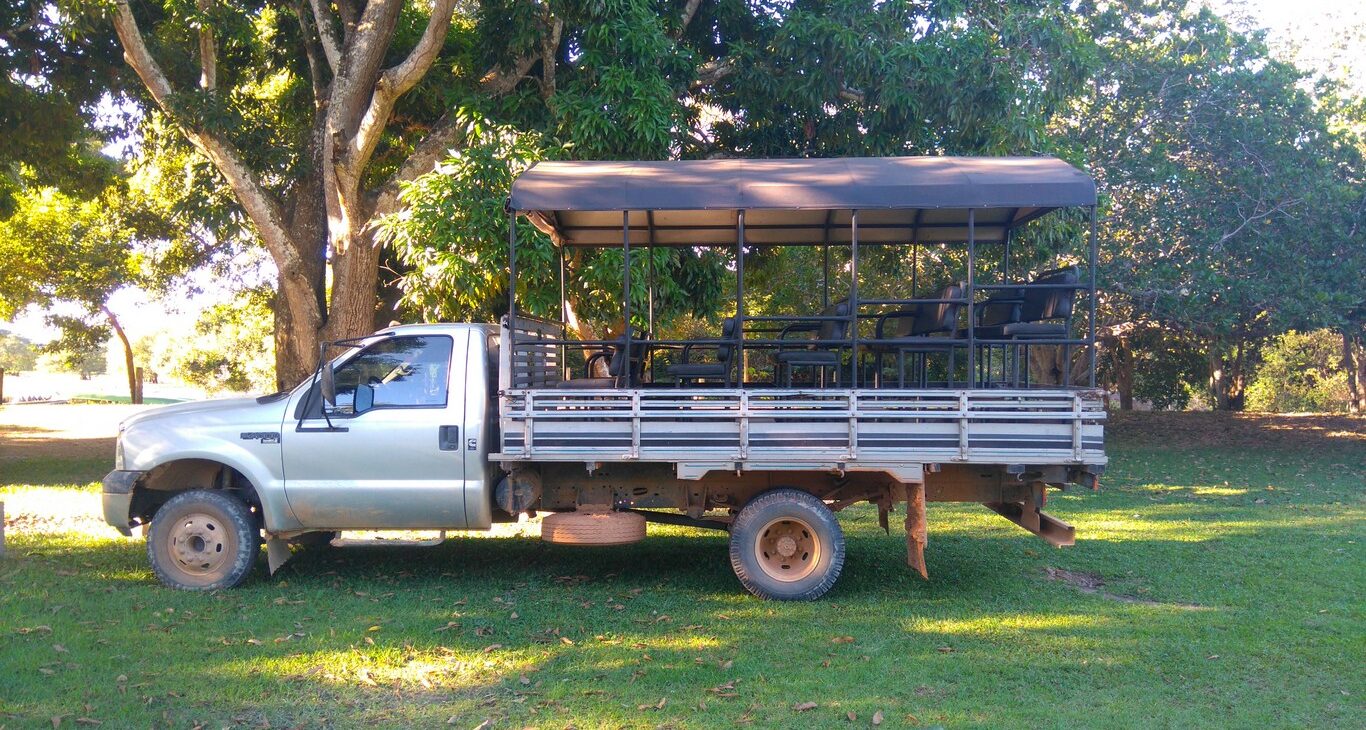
xmin=0 ymin=403 xmax=148 ymax=461
xmin=1043 ymin=567 xmax=1207 ymax=610
xmin=1107 ymin=411 xmax=1365 ymax=451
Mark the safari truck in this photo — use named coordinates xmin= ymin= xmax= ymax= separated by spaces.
xmin=103 ymin=156 xmax=1106 ymax=600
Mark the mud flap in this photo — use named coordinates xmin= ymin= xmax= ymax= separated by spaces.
xmin=266 ymin=535 xmax=293 ymax=575
xmin=905 ymin=482 xmax=928 ymax=580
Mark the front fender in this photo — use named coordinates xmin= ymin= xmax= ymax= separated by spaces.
xmin=122 ymin=434 xmax=299 ymax=532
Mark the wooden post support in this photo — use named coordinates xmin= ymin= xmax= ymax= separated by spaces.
xmin=1 ymin=366 xmax=5 ymax=405
xmin=1 ymin=501 xmax=6 ymax=557
xmin=134 ymin=367 xmax=145 ymax=405
xmin=905 ymin=482 xmax=928 ymax=579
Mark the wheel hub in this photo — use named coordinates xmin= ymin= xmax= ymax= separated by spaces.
xmin=753 ymin=517 xmax=820 ymax=582
xmin=168 ymin=513 xmax=231 ymax=576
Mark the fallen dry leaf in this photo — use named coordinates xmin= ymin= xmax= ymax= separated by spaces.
xmin=846 ymin=711 xmax=857 ymax=722
xmin=832 ymin=636 xmax=855 ymax=644
xmin=793 ymin=701 xmax=818 ymax=712
xmin=482 ymin=644 xmax=504 ymax=653
xmin=873 ymin=710 xmax=884 ymax=725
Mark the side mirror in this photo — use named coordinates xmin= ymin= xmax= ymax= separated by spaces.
xmin=320 ymin=362 xmax=337 ymax=407
xmin=354 ymin=382 xmax=374 ymax=414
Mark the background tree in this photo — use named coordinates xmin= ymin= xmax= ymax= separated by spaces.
xmin=0 ymin=330 xmax=39 ymax=372
xmin=0 ymin=183 xmax=186 ymax=402
xmin=1 ymin=0 xmax=126 ymax=214
xmin=1064 ymin=0 xmax=1362 ymax=409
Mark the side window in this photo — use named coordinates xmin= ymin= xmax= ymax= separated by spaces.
xmin=331 ymin=336 xmax=453 ymax=413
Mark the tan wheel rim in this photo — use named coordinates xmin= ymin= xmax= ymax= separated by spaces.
xmin=167 ymin=512 xmax=235 ymax=580
xmin=753 ymin=516 xmax=820 ymax=582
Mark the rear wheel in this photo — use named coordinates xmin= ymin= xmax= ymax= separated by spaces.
xmin=147 ymin=490 xmax=259 ymax=590
xmin=729 ymin=489 xmax=845 ymax=600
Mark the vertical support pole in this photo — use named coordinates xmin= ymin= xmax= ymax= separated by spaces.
xmin=134 ymin=367 xmax=144 ymax=405
xmin=646 ymin=209 xmax=656 ymax=382
xmin=0 ymin=367 xmax=5 ymax=406
xmin=622 ymin=210 xmax=632 ymax=383
xmin=966 ymin=209 xmax=976 ymax=388
xmin=736 ymin=210 xmax=746 ymax=388
xmin=508 ymin=209 xmax=517 ymax=326
xmin=905 ymin=482 xmax=928 ymax=579
xmin=822 ymin=244 xmax=830 ymax=308
xmin=849 ymin=209 xmax=859 ymax=388
xmin=558 ymin=240 xmax=567 ymax=380
xmin=508 ymin=208 xmax=518 ymax=383
xmin=1088 ymin=205 xmax=1099 ymax=388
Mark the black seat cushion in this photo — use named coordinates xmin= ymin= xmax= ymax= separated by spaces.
xmin=776 ymin=350 xmax=841 ymax=365
xmin=1001 ymin=322 xmax=1067 ymax=338
xmin=668 ymin=362 xmax=727 ymax=377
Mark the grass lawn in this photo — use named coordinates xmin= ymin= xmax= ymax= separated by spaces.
xmin=1 ymin=409 xmax=1363 ymax=728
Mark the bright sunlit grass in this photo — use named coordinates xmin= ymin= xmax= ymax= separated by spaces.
xmin=2 ymin=416 xmax=1363 ymax=728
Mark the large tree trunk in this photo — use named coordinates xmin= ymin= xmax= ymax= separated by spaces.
xmin=1344 ymin=330 xmax=1364 ymax=415
xmin=113 ymin=0 xmax=532 ymax=389
xmin=1208 ymin=344 xmax=1247 ymax=411
xmin=1112 ymin=337 xmax=1134 ymax=410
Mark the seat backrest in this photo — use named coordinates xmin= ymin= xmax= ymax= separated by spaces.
xmin=607 ymin=327 xmax=648 ymax=380
xmin=816 ymin=300 xmax=851 ymax=344
xmin=716 ymin=317 xmax=738 ymax=363
xmin=977 ymin=287 xmax=1024 ymax=327
xmin=911 ymin=284 xmax=963 ymax=335
xmin=1020 ymin=267 xmax=1079 ymax=323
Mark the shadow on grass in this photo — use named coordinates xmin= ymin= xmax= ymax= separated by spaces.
xmin=0 ymin=451 xmax=110 ymax=486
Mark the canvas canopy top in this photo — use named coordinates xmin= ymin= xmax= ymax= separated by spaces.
xmin=509 ymin=156 xmax=1097 ymax=247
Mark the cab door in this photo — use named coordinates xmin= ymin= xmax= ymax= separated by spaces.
xmin=281 ymin=332 xmax=469 ymax=529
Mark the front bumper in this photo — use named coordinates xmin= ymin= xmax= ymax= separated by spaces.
xmin=101 ymin=470 xmax=145 ymax=537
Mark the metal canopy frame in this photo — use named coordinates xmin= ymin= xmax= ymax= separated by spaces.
xmin=507 ymin=156 xmax=1100 ymax=391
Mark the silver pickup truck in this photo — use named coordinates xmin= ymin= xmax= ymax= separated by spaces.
xmin=104 ymin=156 xmax=1107 ymax=600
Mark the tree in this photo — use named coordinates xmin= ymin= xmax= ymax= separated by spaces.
xmin=1 ymin=0 xmax=126 ymax=215
xmin=381 ymin=1 xmax=1094 ymax=342
xmin=0 ymin=184 xmax=182 ymax=402
xmin=0 ymin=330 xmax=38 ymax=372
xmin=1065 ymin=1 xmax=1361 ymax=409
xmin=102 ymin=0 xmax=1095 ymax=388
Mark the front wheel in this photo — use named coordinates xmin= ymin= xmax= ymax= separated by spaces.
xmin=729 ymin=489 xmax=845 ymax=600
xmin=147 ymin=490 xmax=260 ymax=590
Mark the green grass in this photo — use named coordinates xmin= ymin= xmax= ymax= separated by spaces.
xmin=2 ymin=419 xmax=1364 ymax=728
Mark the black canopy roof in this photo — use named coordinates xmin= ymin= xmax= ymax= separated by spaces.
xmin=510 ymin=156 xmax=1096 ymax=247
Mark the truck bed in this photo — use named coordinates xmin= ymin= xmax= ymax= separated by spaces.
xmin=493 ymin=387 xmax=1106 ymax=480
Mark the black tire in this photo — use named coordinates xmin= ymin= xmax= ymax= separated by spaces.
xmin=147 ymin=490 xmax=260 ymax=591
xmin=729 ymin=488 xmax=845 ymax=600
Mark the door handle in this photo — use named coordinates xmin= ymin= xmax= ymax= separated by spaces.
xmin=438 ymin=425 xmax=460 ymax=451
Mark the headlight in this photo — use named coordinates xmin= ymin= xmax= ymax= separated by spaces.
xmin=115 ymin=429 xmax=125 ymax=470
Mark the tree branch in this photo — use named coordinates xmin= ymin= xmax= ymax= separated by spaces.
xmin=372 ymin=110 xmax=467 ymax=216
xmin=292 ymin=0 xmax=330 ymax=104
xmin=691 ymin=57 xmax=735 ymax=90
xmin=112 ymin=0 xmax=321 ymax=329
xmin=346 ymin=0 xmax=458 ymax=189
xmin=196 ymin=0 xmax=216 ymax=91
xmin=538 ymin=16 xmax=563 ymax=99
xmin=308 ymin=0 xmax=341 ymax=72
xmin=479 ymin=54 xmax=539 ymax=97
xmin=676 ymin=0 xmax=703 ymax=38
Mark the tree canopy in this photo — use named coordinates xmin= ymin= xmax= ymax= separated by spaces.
xmin=4 ymin=0 xmax=1362 ymax=409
